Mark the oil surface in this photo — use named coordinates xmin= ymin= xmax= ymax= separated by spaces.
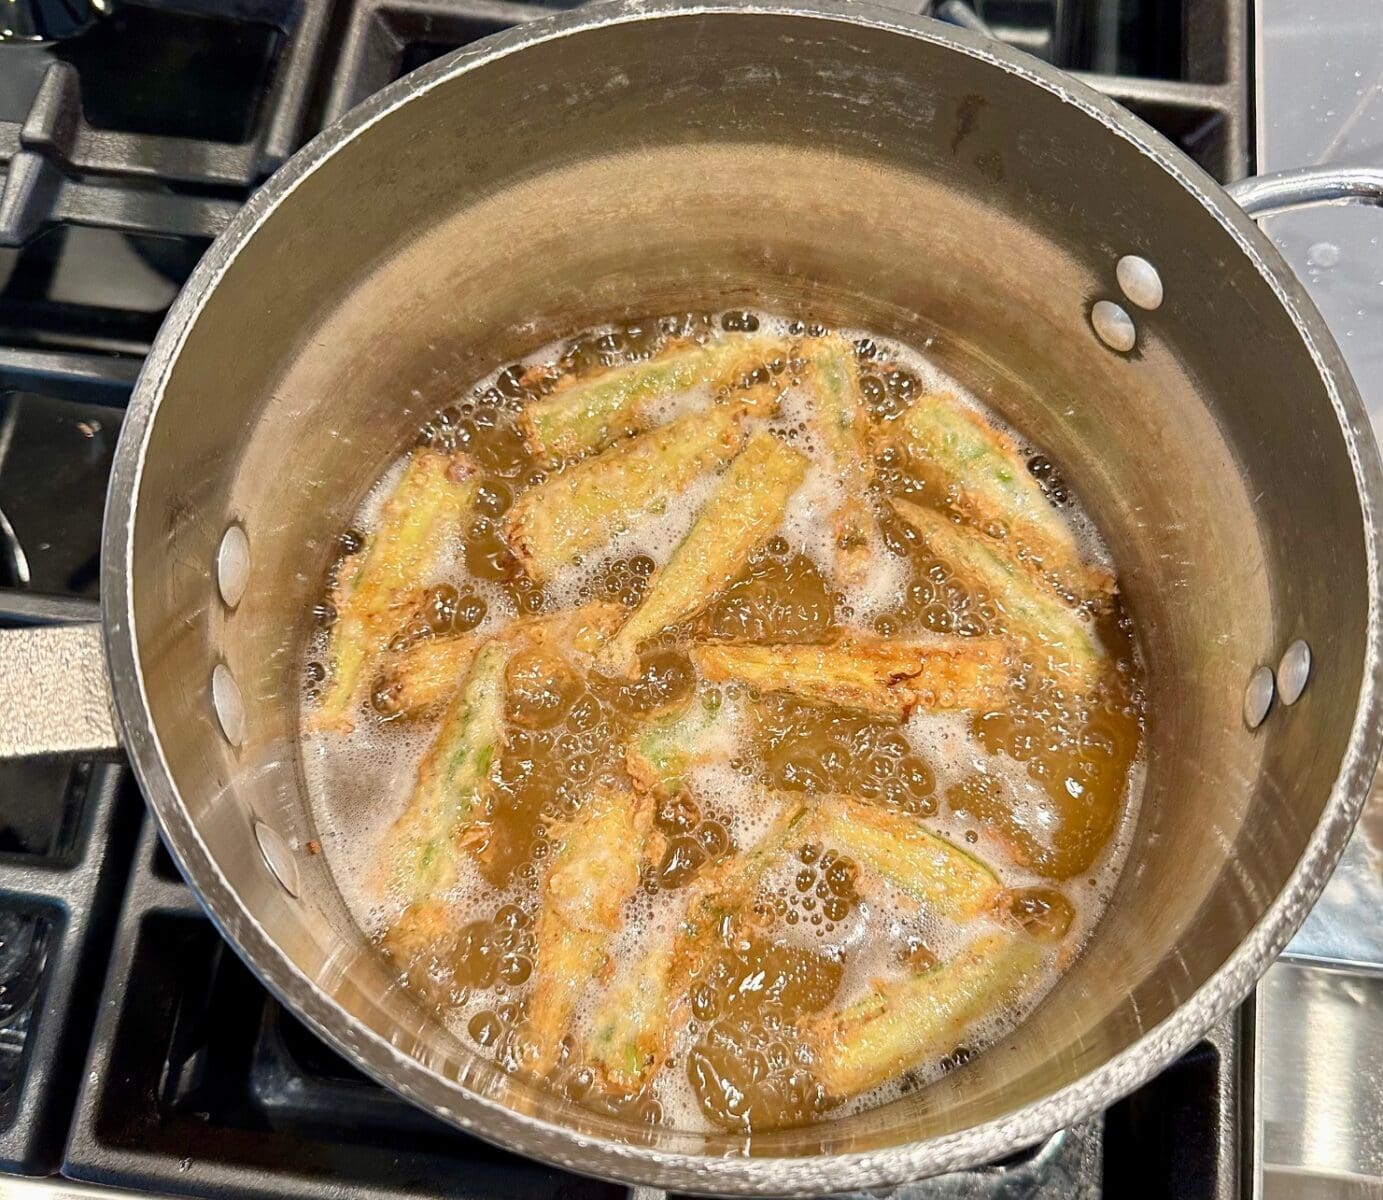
xmin=299 ymin=312 xmax=1146 ymax=1133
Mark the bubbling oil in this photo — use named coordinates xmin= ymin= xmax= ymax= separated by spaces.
xmin=298 ymin=309 xmax=1146 ymax=1134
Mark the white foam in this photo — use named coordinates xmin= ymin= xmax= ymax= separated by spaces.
xmin=779 ymin=460 xmax=848 ymax=582
xmin=839 ymin=545 xmax=909 ymax=625
xmin=649 ymin=1057 xmax=707 ymax=1130
xmin=902 ymin=711 xmax=986 ymax=793
xmin=641 ymin=381 xmax=718 ymax=428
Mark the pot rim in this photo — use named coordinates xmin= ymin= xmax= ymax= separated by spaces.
xmin=101 ymin=1 xmax=1383 ymax=1192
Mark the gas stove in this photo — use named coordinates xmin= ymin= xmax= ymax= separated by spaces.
xmin=0 ymin=2 xmax=1377 ymax=1198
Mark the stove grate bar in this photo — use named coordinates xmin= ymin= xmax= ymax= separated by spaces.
xmin=0 ymin=764 xmax=137 ymax=1175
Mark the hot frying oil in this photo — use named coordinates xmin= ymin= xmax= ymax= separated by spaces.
xmin=299 ymin=311 xmax=1146 ymax=1134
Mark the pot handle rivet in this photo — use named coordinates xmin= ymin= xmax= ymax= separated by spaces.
xmin=1116 ymin=255 xmax=1164 ymax=310
xmin=254 ymin=820 xmax=300 ymax=898
xmin=1244 ymin=665 xmax=1275 ymax=729
xmin=1091 ymin=300 xmax=1136 ymax=352
xmin=211 ymin=663 xmax=245 ymax=747
xmin=217 ymin=524 xmax=250 ymax=609
xmin=1277 ymin=640 xmax=1311 ymax=706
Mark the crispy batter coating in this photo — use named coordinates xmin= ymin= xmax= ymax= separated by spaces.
xmin=691 ymin=633 xmax=1009 ymax=716
xmin=808 ymin=336 xmax=883 ymax=588
xmin=520 ymin=336 xmax=788 ymax=460
xmin=371 ymin=633 xmax=484 ymax=720
xmin=506 ymin=407 xmax=746 ymax=582
xmin=803 ymin=931 xmax=1041 ymax=1099
xmin=625 ymin=692 xmax=736 ymax=796
xmin=373 ymin=638 xmax=509 ymax=904
xmin=524 ymin=786 xmax=654 ymax=1073
xmin=891 ymin=498 xmax=1103 ymax=681
xmin=807 ymin=796 xmax=1001 ymax=920
xmin=315 ymin=450 xmax=476 ymax=732
xmin=599 ymin=433 xmax=809 ymax=674
xmin=583 ymin=801 xmax=810 ymax=1092
xmin=891 ymin=392 xmax=1115 ymax=602
xmin=807 ymin=934 xmax=1040 ymax=1100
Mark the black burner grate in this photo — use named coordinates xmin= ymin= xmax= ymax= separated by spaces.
xmin=0 ymin=2 xmax=1254 ymax=1196
xmin=0 ymin=0 xmax=1247 ymax=355
xmin=0 ymin=760 xmax=137 ymax=1175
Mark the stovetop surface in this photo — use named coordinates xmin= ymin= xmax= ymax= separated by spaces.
xmin=0 ymin=1 xmax=1377 ymax=1198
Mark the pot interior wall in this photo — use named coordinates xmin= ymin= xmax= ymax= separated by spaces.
xmin=128 ymin=8 xmax=1370 ymax=1160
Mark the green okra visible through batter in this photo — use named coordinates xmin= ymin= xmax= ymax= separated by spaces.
xmin=374 ymin=638 xmax=509 ymax=904
xmin=890 ymin=497 xmax=1103 ymax=681
xmin=803 ymin=930 xmax=1042 ymax=1099
xmin=583 ymin=800 xmax=811 ymax=1092
xmin=315 ymin=449 xmax=476 ymax=732
xmin=520 ymin=335 xmax=788 ymax=460
xmin=505 ymin=406 xmax=746 ymax=582
xmin=892 ymin=392 xmax=1115 ymax=602
xmin=524 ymin=786 xmax=653 ymax=1073
xmin=808 ymin=796 xmax=1001 ymax=920
xmin=598 ymin=432 xmax=810 ymax=675
xmin=625 ymin=690 xmax=736 ymax=796
xmin=808 ymin=336 xmax=883 ymax=588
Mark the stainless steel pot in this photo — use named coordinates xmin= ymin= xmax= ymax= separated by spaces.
xmin=2 ymin=2 xmax=1381 ymax=1192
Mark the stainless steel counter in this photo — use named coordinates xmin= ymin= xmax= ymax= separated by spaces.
xmin=1256 ymin=3 xmax=1383 ymax=1195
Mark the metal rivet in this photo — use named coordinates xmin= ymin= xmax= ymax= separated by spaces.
xmin=254 ymin=820 xmax=300 ymax=897
xmin=1116 ymin=255 xmax=1164 ymax=310
xmin=1277 ymin=640 xmax=1311 ymax=706
xmin=1244 ymin=665 xmax=1275 ymax=729
xmin=211 ymin=663 xmax=244 ymax=747
xmin=217 ymin=524 xmax=249 ymax=609
xmin=1091 ymin=300 xmax=1136 ymax=352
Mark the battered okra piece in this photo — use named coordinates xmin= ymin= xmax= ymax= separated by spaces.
xmin=892 ymin=392 xmax=1115 ymax=602
xmin=583 ymin=931 xmax=680 ymax=1092
xmin=890 ymin=498 xmax=1103 ymax=681
xmin=690 ymin=634 xmax=1009 ymax=718
xmin=809 ymin=336 xmax=883 ymax=588
xmin=381 ymin=899 xmax=453 ymax=965
xmin=315 ymin=450 xmax=476 ymax=732
xmin=625 ymin=690 xmax=736 ymax=795
xmin=520 ymin=335 xmax=787 ymax=460
xmin=525 ymin=786 xmax=653 ymax=1073
xmin=371 ymin=633 xmax=482 ymax=720
xmin=599 ymin=433 xmax=810 ymax=675
xmin=726 ymin=375 xmax=788 ymax=420
xmin=371 ymin=602 xmax=622 ymax=720
xmin=506 ymin=600 xmax=626 ymax=662
xmin=379 ymin=899 xmax=458 ymax=1007
xmin=374 ymin=638 xmax=509 ymax=903
xmin=809 ymin=797 xmax=1000 ymax=919
xmin=584 ymin=801 xmax=811 ymax=1092
xmin=505 ymin=407 xmax=746 ymax=582
xmin=804 ymin=931 xmax=1042 ymax=1099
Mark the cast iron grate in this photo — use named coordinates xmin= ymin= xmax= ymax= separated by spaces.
xmin=0 ymin=340 xmax=144 ymax=1177
xmin=0 ymin=0 xmax=1247 ymax=358
xmin=0 ymin=756 xmax=138 ymax=1175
